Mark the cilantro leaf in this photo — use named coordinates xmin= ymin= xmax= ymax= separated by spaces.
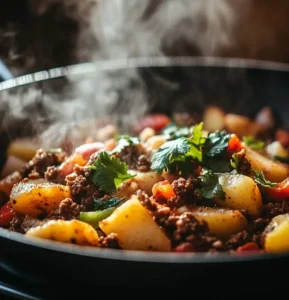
xmin=202 ymin=131 xmax=231 ymax=172
xmin=112 ymin=135 xmax=139 ymax=154
xmin=186 ymin=122 xmax=207 ymax=162
xmin=203 ymin=131 xmax=231 ymax=157
xmin=196 ymin=171 xmax=226 ymax=200
xmin=94 ymin=197 xmax=124 ymax=210
xmin=162 ymin=123 xmax=190 ymax=140
xmin=151 ymin=138 xmax=190 ymax=174
xmin=90 ymin=151 xmax=136 ymax=193
xmin=274 ymin=156 xmax=289 ymax=164
xmin=243 ymin=136 xmax=264 ymax=150
xmin=253 ymin=170 xmax=278 ymax=187
xmin=230 ymin=153 xmax=239 ymax=169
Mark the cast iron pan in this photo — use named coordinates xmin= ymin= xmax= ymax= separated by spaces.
xmin=1 ymin=57 xmax=289 ymax=292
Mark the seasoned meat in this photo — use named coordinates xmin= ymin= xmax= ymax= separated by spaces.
xmin=22 ymin=149 xmax=66 ymax=178
xmin=98 ymin=233 xmax=121 ymax=249
xmin=66 ymin=165 xmax=103 ymax=211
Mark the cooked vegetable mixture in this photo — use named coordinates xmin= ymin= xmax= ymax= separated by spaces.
xmin=2 ymin=106 xmax=289 ymax=254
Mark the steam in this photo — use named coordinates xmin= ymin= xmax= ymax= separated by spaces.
xmin=0 ymin=0 xmax=263 ymax=150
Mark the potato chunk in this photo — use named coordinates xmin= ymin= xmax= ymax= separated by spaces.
xmin=217 ymin=173 xmax=262 ymax=217
xmin=192 ymin=207 xmax=248 ymax=239
xmin=264 ymin=214 xmax=289 ymax=253
xmin=245 ymin=145 xmax=289 ymax=182
xmin=26 ymin=220 xmax=99 ymax=246
xmin=116 ymin=171 xmax=164 ymax=199
xmin=99 ymin=195 xmax=171 ymax=251
xmin=10 ymin=179 xmax=71 ymax=217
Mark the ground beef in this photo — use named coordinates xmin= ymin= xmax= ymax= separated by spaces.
xmin=98 ymin=233 xmax=121 ymax=249
xmin=262 ymin=201 xmax=289 ymax=219
xmin=225 ymin=230 xmax=252 ymax=250
xmin=45 ymin=166 xmax=63 ymax=184
xmin=66 ymin=165 xmax=102 ymax=211
xmin=168 ymin=176 xmax=200 ymax=208
xmin=22 ymin=149 xmax=66 ymax=178
xmin=49 ymin=198 xmax=80 ymax=220
xmin=137 ymin=190 xmax=157 ymax=212
xmin=9 ymin=214 xmax=25 ymax=233
xmin=117 ymin=145 xmax=151 ymax=172
xmin=137 ymin=154 xmax=151 ymax=172
xmin=235 ymin=149 xmax=251 ymax=176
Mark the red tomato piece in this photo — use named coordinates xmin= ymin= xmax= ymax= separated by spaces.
xmin=227 ymin=134 xmax=243 ymax=154
xmin=152 ymin=180 xmax=176 ymax=200
xmin=266 ymin=178 xmax=289 ymax=201
xmin=0 ymin=202 xmax=15 ymax=226
xmin=236 ymin=242 xmax=260 ymax=253
xmin=134 ymin=114 xmax=171 ymax=134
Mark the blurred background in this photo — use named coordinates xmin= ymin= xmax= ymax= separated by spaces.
xmin=1 ymin=0 xmax=289 ymax=77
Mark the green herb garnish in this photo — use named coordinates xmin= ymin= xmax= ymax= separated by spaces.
xmin=253 ymin=170 xmax=278 ymax=187
xmin=90 ymin=152 xmax=136 ymax=193
xmin=112 ymin=135 xmax=139 ymax=153
xmin=274 ymin=156 xmax=289 ymax=164
xmin=94 ymin=197 xmax=124 ymax=210
xmin=243 ymin=136 xmax=264 ymax=150
xmin=196 ymin=171 xmax=226 ymax=200
xmin=230 ymin=153 xmax=239 ymax=169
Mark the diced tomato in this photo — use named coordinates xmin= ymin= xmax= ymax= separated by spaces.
xmin=134 ymin=114 xmax=171 ymax=134
xmin=75 ymin=142 xmax=104 ymax=161
xmin=174 ymin=242 xmax=196 ymax=253
xmin=276 ymin=129 xmax=289 ymax=148
xmin=236 ymin=242 xmax=260 ymax=253
xmin=227 ymin=134 xmax=243 ymax=154
xmin=266 ymin=178 xmax=289 ymax=201
xmin=0 ymin=202 xmax=15 ymax=226
xmin=152 ymin=180 xmax=176 ymax=201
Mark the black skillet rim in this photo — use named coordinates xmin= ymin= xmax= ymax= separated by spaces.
xmin=1 ymin=56 xmax=289 ymax=264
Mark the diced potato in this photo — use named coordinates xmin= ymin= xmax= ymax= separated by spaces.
xmin=10 ymin=179 xmax=71 ymax=217
xmin=217 ymin=173 xmax=262 ymax=217
xmin=264 ymin=214 xmax=289 ymax=253
xmin=139 ymin=127 xmax=156 ymax=143
xmin=203 ymin=106 xmax=225 ymax=132
xmin=244 ymin=145 xmax=289 ymax=182
xmin=224 ymin=114 xmax=264 ymax=137
xmin=116 ymin=171 xmax=164 ymax=199
xmin=266 ymin=141 xmax=289 ymax=158
xmin=192 ymin=207 xmax=248 ymax=239
xmin=1 ymin=156 xmax=26 ymax=178
xmin=26 ymin=220 xmax=99 ymax=246
xmin=99 ymin=195 xmax=171 ymax=251
xmin=146 ymin=135 xmax=167 ymax=150
xmin=0 ymin=171 xmax=22 ymax=197
xmin=7 ymin=138 xmax=40 ymax=162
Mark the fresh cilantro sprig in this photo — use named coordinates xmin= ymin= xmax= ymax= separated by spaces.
xmin=94 ymin=197 xmax=124 ymax=210
xmin=196 ymin=171 xmax=226 ymax=200
xmin=151 ymin=123 xmax=206 ymax=175
xmin=230 ymin=153 xmax=239 ymax=169
xmin=253 ymin=170 xmax=278 ymax=188
xmin=112 ymin=135 xmax=139 ymax=154
xmin=243 ymin=136 xmax=264 ymax=150
xmin=90 ymin=151 xmax=136 ymax=193
xmin=162 ymin=123 xmax=190 ymax=141
xmin=151 ymin=137 xmax=190 ymax=174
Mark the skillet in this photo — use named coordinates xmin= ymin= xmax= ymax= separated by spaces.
xmin=1 ymin=57 xmax=289 ymax=290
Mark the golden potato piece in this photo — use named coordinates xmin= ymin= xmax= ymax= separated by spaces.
xmin=26 ymin=220 xmax=99 ymax=246
xmin=203 ymin=106 xmax=225 ymax=132
xmin=99 ymin=195 xmax=171 ymax=251
xmin=217 ymin=173 xmax=262 ymax=217
xmin=192 ymin=207 xmax=248 ymax=239
xmin=264 ymin=214 xmax=289 ymax=253
xmin=244 ymin=145 xmax=289 ymax=182
xmin=116 ymin=171 xmax=164 ymax=199
xmin=10 ymin=179 xmax=71 ymax=217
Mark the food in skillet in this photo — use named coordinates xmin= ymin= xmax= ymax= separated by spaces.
xmin=1 ymin=106 xmax=289 ymax=254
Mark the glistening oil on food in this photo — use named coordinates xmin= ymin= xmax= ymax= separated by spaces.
xmin=1 ymin=106 xmax=289 ymax=254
